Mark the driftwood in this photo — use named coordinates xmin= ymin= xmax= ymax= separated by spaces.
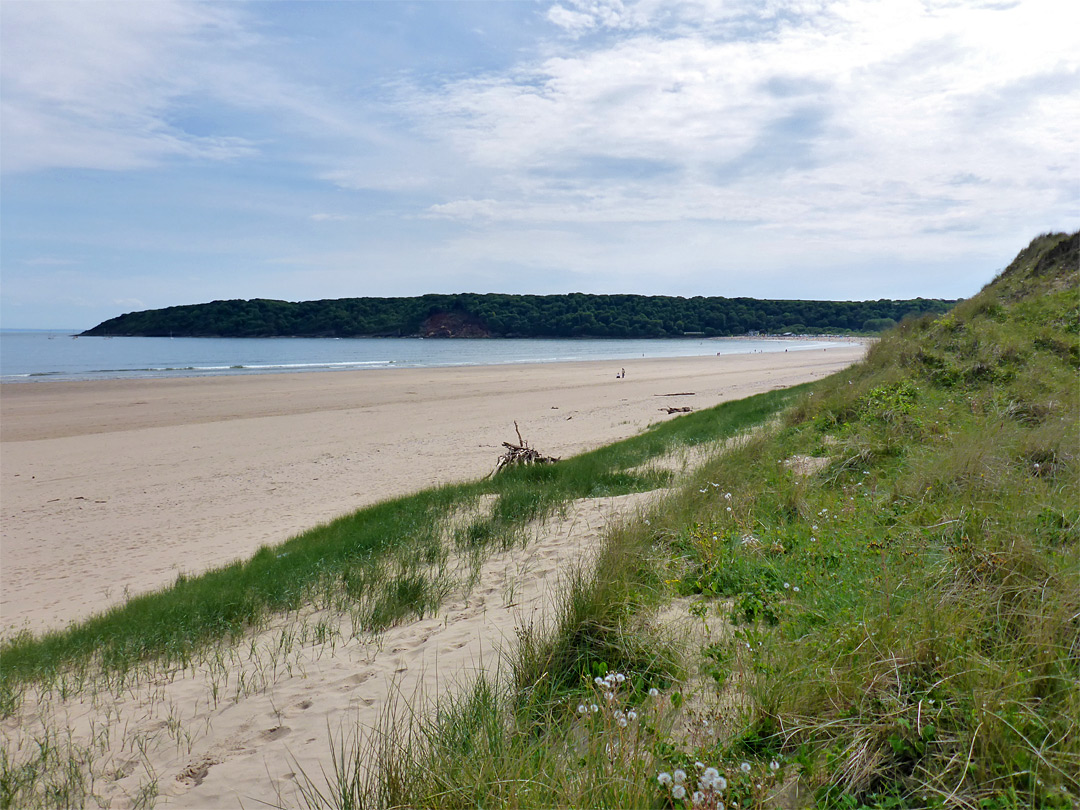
xmin=660 ymin=406 xmax=693 ymax=414
xmin=488 ymin=422 xmax=560 ymax=477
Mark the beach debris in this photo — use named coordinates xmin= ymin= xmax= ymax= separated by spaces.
xmin=655 ymin=392 xmax=696 ymax=397
xmin=488 ymin=422 xmax=559 ymax=477
xmin=660 ymin=406 xmax=693 ymax=414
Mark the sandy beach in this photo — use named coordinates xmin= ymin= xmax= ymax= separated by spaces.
xmin=1 ymin=342 xmax=868 ymax=808
xmin=1 ymin=343 xmax=865 ymax=638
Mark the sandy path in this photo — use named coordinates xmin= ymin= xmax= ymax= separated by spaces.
xmin=0 ymin=343 xmax=865 ymax=636
xmin=2 ymin=492 xmax=661 ymax=809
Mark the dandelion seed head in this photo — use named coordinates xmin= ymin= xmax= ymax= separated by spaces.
xmin=740 ymin=761 xmax=751 ymax=773
xmin=693 ymin=791 xmax=705 ymax=804
xmin=673 ymin=768 xmax=686 ymax=784
xmin=793 ymin=586 xmax=800 ymax=593
xmin=770 ymin=760 xmax=780 ymax=771
xmin=783 ymin=582 xmax=790 ymax=589
xmin=627 ymin=710 xmax=637 ymax=721
xmin=648 ymin=687 xmax=660 ymax=697
xmin=658 ymin=772 xmax=673 ymax=786
xmin=577 ymin=704 xmax=586 ymax=714
xmin=673 ymin=785 xmax=686 ymax=800
xmin=590 ymin=704 xmax=599 ymax=713
xmin=695 ymin=761 xmax=705 ymax=771
xmin=594 ymin=677 xmax=605 ymax=686
xmin=617 ymin=716 xmax=628 ymax=728
xmin=614 ymin=673 xmax=626 ymax=683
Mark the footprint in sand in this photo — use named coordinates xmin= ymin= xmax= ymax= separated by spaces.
xmin=261 ymin=725 xmax=291 ymax=742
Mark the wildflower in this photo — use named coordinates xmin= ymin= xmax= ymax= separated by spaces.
xmin=613 ymin=709 xmax=625 ymax=720
xmin=740 ymin=762 xmax=752 ymax=773
xmin=673 ymin=785 xmax=687 ymax=800
xmin=700 ymin=488 xmax=708 ymax=493
xmin=793 ymin=586 xmax=800 ymax=593
xmin=658 ymin=772 xmax=673 ymax=786
xmin=783 ymin=582 xmax=790 ymax=589
xmin=627 ymin=710 xmax=638 ymax=721
xmin=649 ymin=687 xmax=660 ymax=697
xmin=693 ymin=791 xmax=705 ymax=804
xmin=724 ymin=492 xmax=732 ymax=500
xmin=695 ymin=761 xmax=705 ymax=771
xmin=594 ymin=676 xmax=605 ymax=686
xmin=770 ymin=760 xmax=780 ymax=771
xmin=577 ymin=704 xmax=587 ymax=714
xmin=617 ymin=716 xmax=628 ymax=728
xmin=614 ymin=673 xmax=626 ymax=683
xmin=726 ymin=506 xmax=732 ymax=512
xmin=590 ymin=704 xmax=599 ymax=713
xmin=674 ymin=769 xmax=687 ymax=784
xmin=605 ymin=691 xmax=615 ymax=702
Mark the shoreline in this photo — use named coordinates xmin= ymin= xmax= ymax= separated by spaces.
xmin=1 ymin=344 xmax=867 ymax=636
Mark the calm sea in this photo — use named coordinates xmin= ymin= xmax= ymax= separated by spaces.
xmin=0 ymin=330 xmax=843 ymax=383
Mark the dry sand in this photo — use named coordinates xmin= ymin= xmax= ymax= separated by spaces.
xmin=1 ymin=343 xmax=865 ymax=638
xmin=0 ymin=342 xmax=867 ymax=808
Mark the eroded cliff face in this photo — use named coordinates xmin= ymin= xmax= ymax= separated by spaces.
xmin=419 ymin=310 xmax=493 ymax=338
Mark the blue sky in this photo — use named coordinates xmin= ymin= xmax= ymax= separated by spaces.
xmin=1 ymin=0 xmax=1077 ymax=329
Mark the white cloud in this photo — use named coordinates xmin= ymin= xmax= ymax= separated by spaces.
xmin=402 ymin=0 xmax=1079 ymax=264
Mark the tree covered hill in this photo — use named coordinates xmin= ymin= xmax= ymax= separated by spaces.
xmin=81 ymin=293 xmax=953 ymax=339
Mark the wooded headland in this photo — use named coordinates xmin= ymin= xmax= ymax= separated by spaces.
xmin=81 ymin=292 xmax=953 ymax=338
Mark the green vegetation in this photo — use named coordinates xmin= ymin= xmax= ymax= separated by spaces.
xmin=80 ymin=292 xmax=953 ymax=338
xmin=5 ymin=231 xmax=1075 ymax=809
xmin=315 ymin=231 xmax=1078 ymax=809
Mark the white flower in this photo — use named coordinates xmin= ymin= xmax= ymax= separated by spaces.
xmin=740 ymin=761 xmax=752 ymax=773
xmin=673 ymin=768 xmax=686 ymax=784
xmin=793 ymin=586 xmax=800 ymax=593
xmin=658 ymin=772 xmax=673 ymax=786
xmin=614 ymin=673 xmax=626 ymax=683
xmin=783 ymin=582 xmax=790 ymax=589
xmin=693 ymin=791 xmax=705 ymax=804
xmin=594 ymin=676 xmax=605 ymax=686
xmin=673 ymin=784 xmax=687 ymax=800
xmin=627 ymin=710 xmax=637 ymax=721
xmin=613 ymin=709 xmax=625 ymax=720
xmin=695 ymin=761 xmax=705 ymax=771
xmin=714 ymin=775 xmax=727 ymax=791
xmin=617 ymin=716 xmax=628 ymax=728
xmin=701 ymin=767 xmax=720 ymax=782
xmin=724 ymin=492 xmax=732 ymax=500
xmin=648 ymin=687 xmax=660 ymax=697
xmin=605 ymin=691 xmax=615 ymax=701
xmin=770 ymin=760 xmax=780 ymax=771
xmin=577 ymin=704 xmax=587 ymax=714
xmin=590 ymin=704 xmax=599 ymax=713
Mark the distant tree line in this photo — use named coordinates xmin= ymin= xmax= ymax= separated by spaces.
xmin=81 ymin=293 xmax=955 ymax=339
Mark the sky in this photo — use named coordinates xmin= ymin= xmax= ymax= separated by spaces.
xmin=1 ymin=0 xmax=1077 ymax=330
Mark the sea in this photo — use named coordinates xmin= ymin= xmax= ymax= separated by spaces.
xmin=0 ymin=330 xmax=845 ymax=383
